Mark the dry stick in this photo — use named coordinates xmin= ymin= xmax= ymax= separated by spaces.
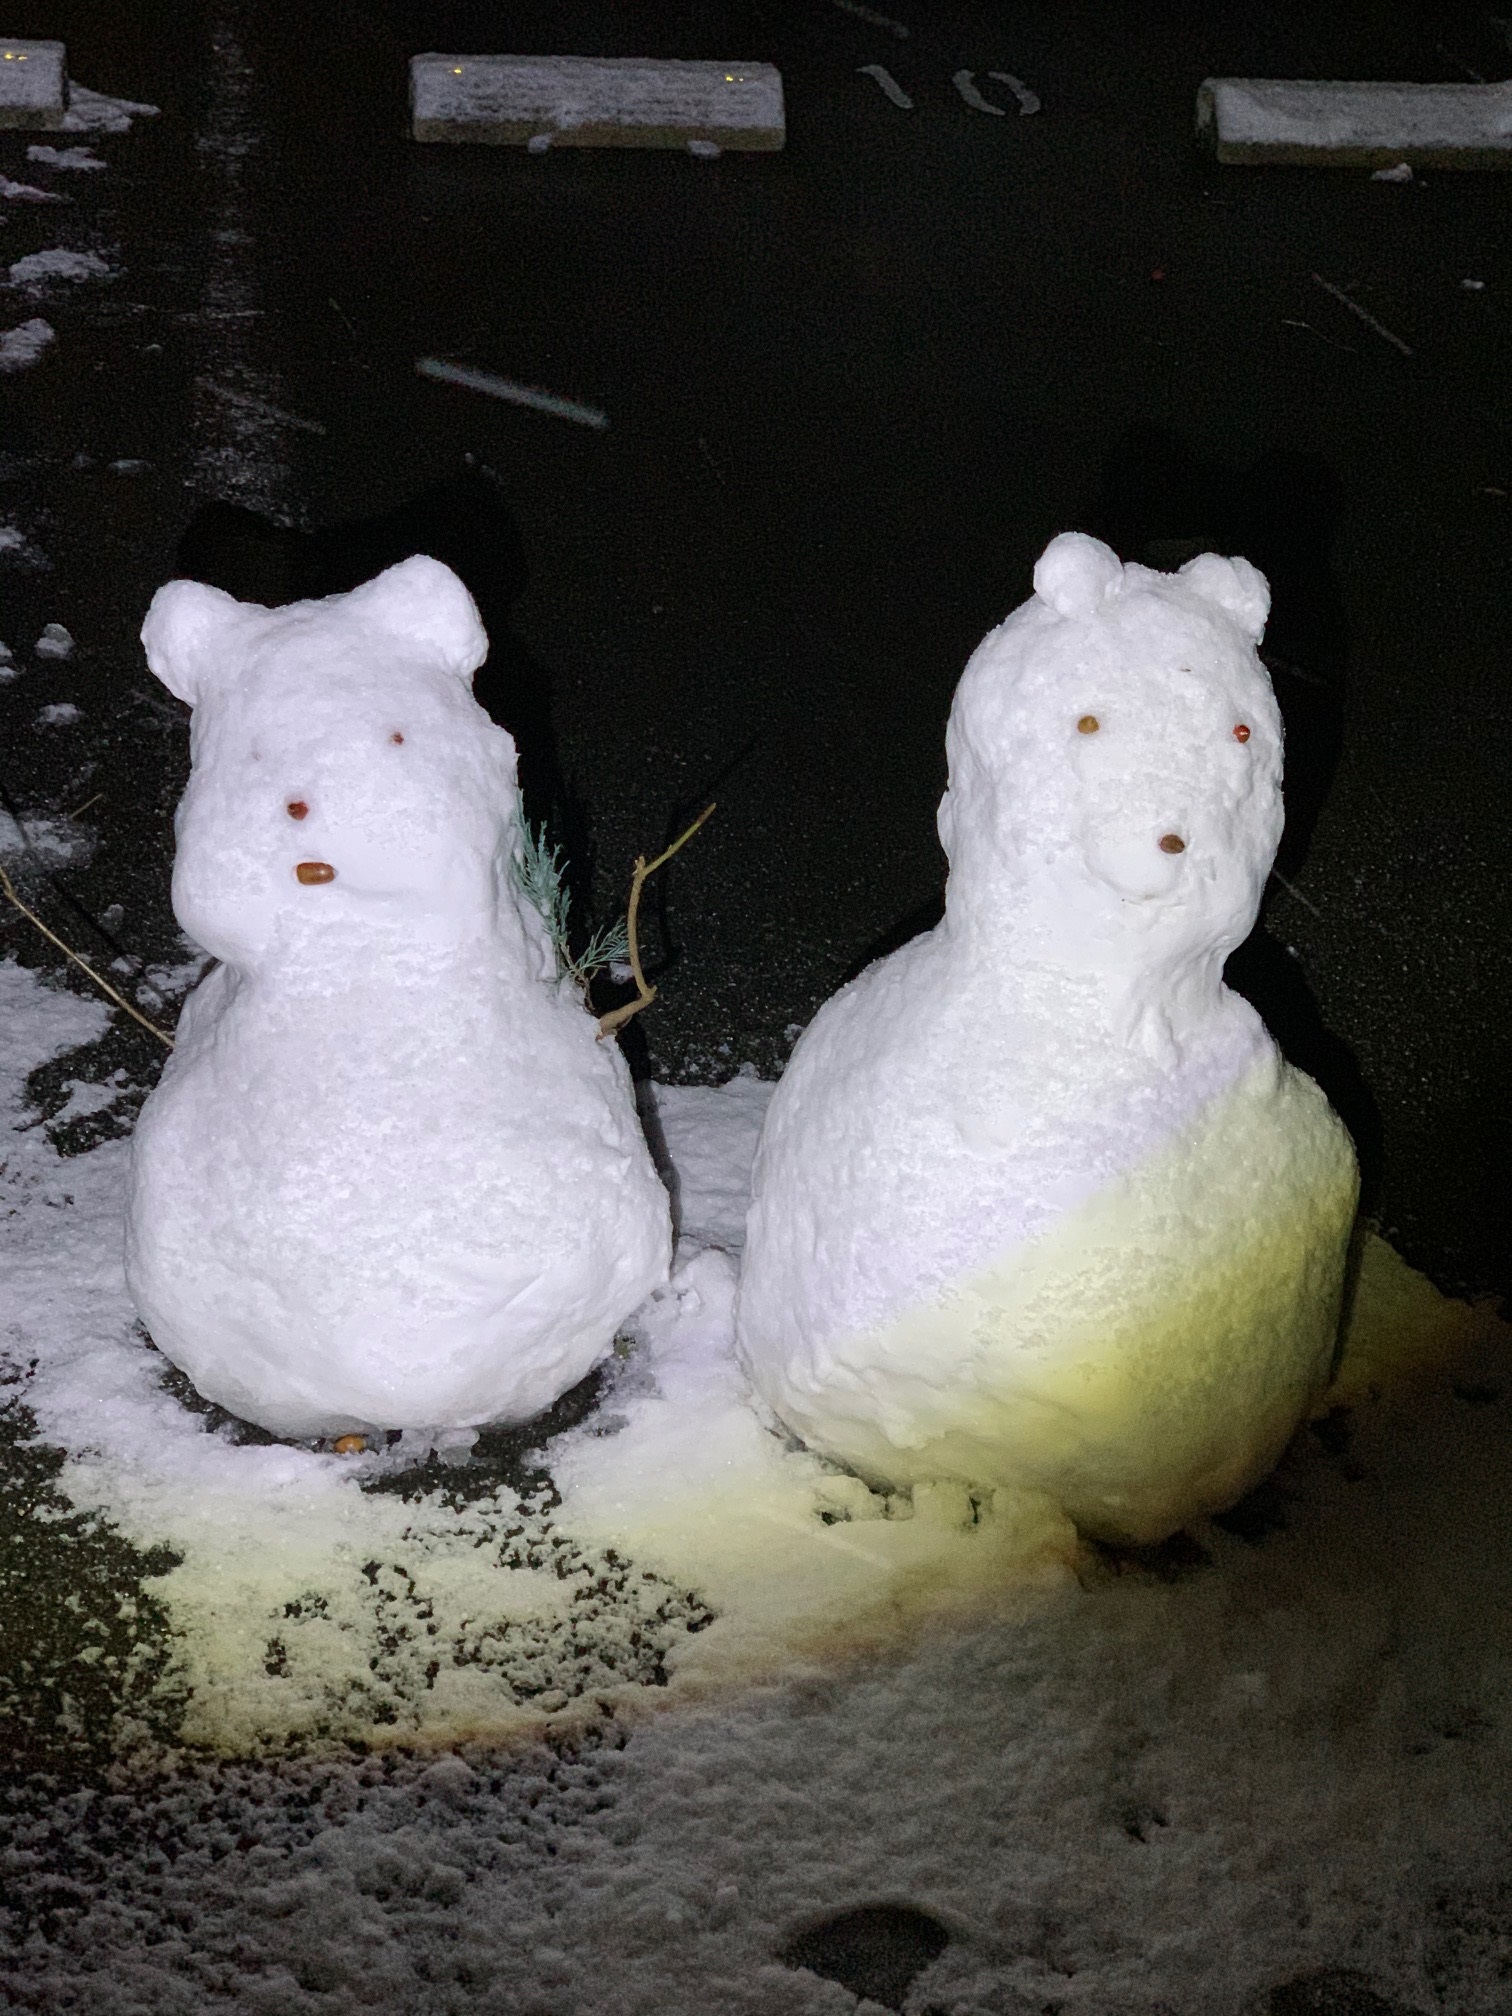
xmin=0 ymin=861 xmax=175 ymax=1048
xmin=1310 ymin=273 xmax=1414 ymax=358
xmin=597 ymin=803 xmax=716 ymax=1041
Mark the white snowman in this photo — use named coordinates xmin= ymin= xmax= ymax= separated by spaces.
xmin=125 ymin=556 xmax=670 ymax=1441
xmin=736 ymin=533 xmax=1358 ymax=1544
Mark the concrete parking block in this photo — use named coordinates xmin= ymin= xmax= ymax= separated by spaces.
xmin=1197 ymin=77 xmax=1512 ymax=169
xmin=410 ymin=53 xmax=784 ymax=150
xmin=0 ymin=39 xmax=65 ymax=130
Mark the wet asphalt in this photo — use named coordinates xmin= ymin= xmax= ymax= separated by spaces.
xmin=0 ymin=0 xmax=1508 ymax=1306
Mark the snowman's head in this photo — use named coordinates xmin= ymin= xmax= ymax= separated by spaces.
xmin=142 ymin=556 xmax=528 ymax=977
xmin=939 ymin=532 xmax=1283 ymax=974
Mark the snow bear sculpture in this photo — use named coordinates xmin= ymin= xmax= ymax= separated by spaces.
xmin=125 ymin=556 xmax=670 ymax=1440
xmin=736 ymin=532 xmax=1358 ymax=1544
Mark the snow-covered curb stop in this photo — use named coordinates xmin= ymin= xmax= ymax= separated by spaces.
xmin=411 ymin=53 xmax=785 ymax=151
xmin=0 ymin=39 xmax=65 ymax=130
xmin=1196 ymin=76 xmax=1512 ymax=170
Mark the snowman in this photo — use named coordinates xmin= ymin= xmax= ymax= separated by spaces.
xmin=736 ymin=533 xmax=1358 ymax=1545
xmin=125 ymin=556 xmax=670 ymax=1441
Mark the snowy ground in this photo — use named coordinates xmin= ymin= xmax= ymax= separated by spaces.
xmin=3 ymin=952 xmax=1510 ymax=2016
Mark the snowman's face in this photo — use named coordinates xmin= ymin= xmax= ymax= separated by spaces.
xmin=169 ymin=612 xmax=520 ymax=967
xmin=943 ymin=578 xmax=1283 ymax=964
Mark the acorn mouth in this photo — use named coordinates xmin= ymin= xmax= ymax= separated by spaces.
xmin=295 ymin=861 xmax=336 ymax=885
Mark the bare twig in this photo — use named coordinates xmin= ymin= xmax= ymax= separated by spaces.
xmin=0 ymin=860 xmax=175 ymax=1048
xmin=1267 ymin=865 xmax=1324 ymax=920
xmin=597 ymin=803 xmax=715 ymax=1040
xmin=1310 ymin=273 xmax=1414 ymax=358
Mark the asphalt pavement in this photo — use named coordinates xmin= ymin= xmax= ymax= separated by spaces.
xmin=2 ymin=0 xmax=1508 ymax=1309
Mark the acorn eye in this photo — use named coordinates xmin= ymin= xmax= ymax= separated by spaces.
xmin=390 ymin=731 xmax=405 ymax=745
xmin=1076 ymin=715 xmax=1100 ymax=734
xmin=1233 ymin=723 xmax=1251 ymax=743
xmin=287 ymin=800 xmax=308 ymax=820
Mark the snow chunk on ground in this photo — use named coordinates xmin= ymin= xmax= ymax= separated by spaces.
xmin=7 ymin=246 xmax=113 ymax=287
xmin=60 ymin=83 xmax=159 ymax=134
xmin=0 ymin=176 xmax=63 ymax=204
xmin=0 ymin=316 xmax=55 ymax=370
xmin=34 ymin=621 xmax=73 ymax=657
xmin=27 ymin=143 xmax=108 ymax=170
xmin=35 ymin=700 xmax=80 ymax=726
xmin=0 ymin=808 xmax=91 ymax=864
xmin=0 ymin=521 xmax=44 ymax=565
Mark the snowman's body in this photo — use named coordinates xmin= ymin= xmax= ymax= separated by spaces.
xmin=736 ymin=535 xmax=1357 ymax=1544
xmin=125 ymin=557 xmax=669 ymax=1440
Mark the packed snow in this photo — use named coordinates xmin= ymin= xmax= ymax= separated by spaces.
xmin=33 ymin=622 xmax=72 ymax=659
xmin=0 ymin=177 xmax=62 ymax=204
xmin=6 ymin=246 xmax=113 ymax=288
xmin=739 ymin=536 xmax=1357 ymax=1545
xmin=125 ymin=559 xmax=669 ymax=1439
xmin=0 ymin=807 xmax=91 ymax=865
xmin=0 ymin=316 xmax=54 ymax=371
xmin=0 ymin=521 xmax=44 ymax=565
xmin=59 ymin=83 xmax=159 ymax=136
xmin=25 ymin=144 xmax=107 ymax=170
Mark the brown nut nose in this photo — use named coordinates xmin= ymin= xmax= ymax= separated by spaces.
xmin=295 ymin=860 xmax=336 ymax=885
xmin=1158 ymin=833 xmax=1186 ymax=855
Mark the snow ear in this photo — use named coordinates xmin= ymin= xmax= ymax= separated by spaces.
xmin=1178 ymin=552 xmax=1270 ymax=643
xmin=140 ymin=579 xmax=251 ymax=708
xmin=345 ymin=555 xmax=488 ymax=682
xmin=1032 ymin=532 xmax=1124 ymax=620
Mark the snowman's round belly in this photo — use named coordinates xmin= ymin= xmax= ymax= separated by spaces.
xmin=750 ymin=1056 xmax=1358 ymax=1544
xmin=125 ymin=1027 xmax=667 ymax=1437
